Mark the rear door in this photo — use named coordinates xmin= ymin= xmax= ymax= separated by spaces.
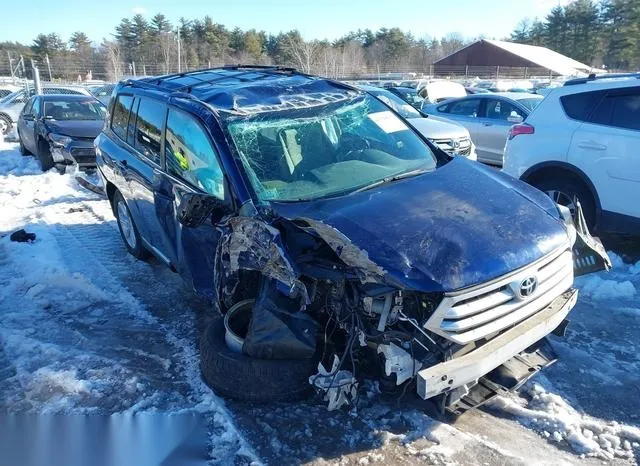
xmin=437 ymin=97 xmax=483 ymax=142
xmin=123 ymin=95 xmax=173 ymax=263
xmin=474 ymin=97 xmax=526 ymax=165
xmin=153 ymin=107 xmax=229 ymax=297
xmin=568 ymin=86 xmax=640 ymax=224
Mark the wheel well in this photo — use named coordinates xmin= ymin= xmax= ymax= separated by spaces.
xmin=0 ymin=112 xmax=11 ymax=122
xmin=522 ymin=163 xmax=601 ymax=214
xmin=105 ymin=181 xmax=117 ymax=211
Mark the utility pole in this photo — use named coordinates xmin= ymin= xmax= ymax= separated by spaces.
xmin=7 ymin=52 xmax=15 ymax=81
xmin=45 ymin=54 xmax=53 ymax=81
xmin=132 ymin=61 xmax=136 ymax=76
xmin=177 ymin=27 xmax=181 ymax=73
xmin=31 ymin=59 xmax=42 ymax=95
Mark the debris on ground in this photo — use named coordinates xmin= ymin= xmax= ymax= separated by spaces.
xmin=9 ymin=229 xmax=36 ymax=243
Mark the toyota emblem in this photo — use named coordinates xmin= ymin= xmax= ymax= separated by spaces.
xmin=518 ymin=277 xmax=538 ymax=298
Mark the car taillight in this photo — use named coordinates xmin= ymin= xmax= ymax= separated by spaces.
xmin=508 ymin=123 xmax=535 ymax=140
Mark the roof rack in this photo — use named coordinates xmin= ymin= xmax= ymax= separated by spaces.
xmin=124 ymin=65 xmax=303 ymax=94
xmin=564 ymin=72 xmax=640 ymax=86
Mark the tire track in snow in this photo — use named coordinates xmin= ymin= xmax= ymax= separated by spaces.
xmin=48 ymin=199 xmax=259 ymax=463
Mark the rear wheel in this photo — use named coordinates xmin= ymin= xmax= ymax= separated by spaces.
xmin=113 ymin=190 xmax=149 ymax=260
xmin=36 ymin=139 xmax=54 ymax=171
xmin=0 ymin=115 xmax=10 ymax=136
xmin=533 ymin=177 xmax=597 ymax=231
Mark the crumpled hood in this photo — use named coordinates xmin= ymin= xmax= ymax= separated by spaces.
xmin=45 ymin=120 xmax=103 ymax=139
xmin=270 ymin=157 xmax=569 ymax=293
xmin=408 ymin=115 xmax=470 ymax=140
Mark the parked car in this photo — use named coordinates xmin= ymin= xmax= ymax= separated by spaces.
xmin=423 ymin=92 xmax=543 ymax=166
xmin=362 ymin=85 xmax=477 ymax=160
xmin=96 ymin=66 xmax=609 ymax=414
xmin=0 ymin=85 xmax=91 ymax=135
xmin=17 ymin=94 xmax=106 ymax=171
xmin=418 ymin=80 xmax=467 ymax=104
xmin=465 ymin=86 xmax=491 ymax=95
xmin=385 ymin=86 xmax=425 ymax=109
xmin=503 ymin=73 xmax=640 ymax=235
xmin=90 ymin=84 xmax=115 ymax=105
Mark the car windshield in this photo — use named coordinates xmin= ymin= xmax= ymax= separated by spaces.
xmin=44 ymin=99 xmax=106 ymax=120
xmin=370 ymin=90 xmax=422 ymax=119
xmin=516 ymin=97 xmax=543 ymax=111
xmin=226 ymin=93 xmax=437 ymax=202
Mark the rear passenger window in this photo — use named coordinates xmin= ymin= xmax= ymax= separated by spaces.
xmin=165 ymin=109 xmax=225 ymax=199
xmin=448 ymin=99 xmax=481 ymax=117
xmin=560 ymin=91 xmax=604 ymax=121
xmin=111 ymin=95 xmax=133 ymax=142
xmin=591 ymin=92 xmax=640 ymax=131
xmin=132 ymin=97 xmax=165 ymax=164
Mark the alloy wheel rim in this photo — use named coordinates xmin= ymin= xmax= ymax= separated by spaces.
xmin=0 ymin=119 xmax=7 ymax=134
xmin=546 ymin=190 xmax=577 ymax=216
xmin=117 ymin=201 xmax=137 ymax=248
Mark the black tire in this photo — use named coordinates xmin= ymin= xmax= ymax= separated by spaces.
xmin=36 ymin=139 xmax=54 ymax=171
xmin=113 ymin=190 xmax=150 ymax=260
xmin=533 ymin=177 xmax=597 ymax=232
xmin=18 ymin=132 xmax=31 ymax=156
xmin=200 ymin=317 xmax=315 ymax=403
xmin=0 ymin=115 xmax=10 ymax=136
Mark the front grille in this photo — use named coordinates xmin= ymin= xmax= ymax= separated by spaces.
xmin=424 ymin=247 xmax=573 ymax=344
xmin=431 ymin=137 xmax=472 ymax=157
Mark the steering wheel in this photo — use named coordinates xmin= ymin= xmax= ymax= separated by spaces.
xmin=336 ymin=134 xmax=371 ymax=162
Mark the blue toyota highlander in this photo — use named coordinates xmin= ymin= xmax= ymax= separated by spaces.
xmin=96 ymin=66 xmax=610 ymax=414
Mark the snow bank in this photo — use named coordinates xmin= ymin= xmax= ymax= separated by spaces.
xmin=493 ymin=383 xmax=640 ymax=460
xmin=577 ymin=275 xmax=636 ymax=300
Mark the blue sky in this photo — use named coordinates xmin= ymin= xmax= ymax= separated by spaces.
xmin=1 ymin=0 xmax=568 ymax=44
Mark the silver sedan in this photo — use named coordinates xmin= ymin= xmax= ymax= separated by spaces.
xmin=422 ymin=92 xmax=543 ymax=166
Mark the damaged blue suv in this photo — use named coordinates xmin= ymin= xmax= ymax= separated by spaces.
xmin=96 ymin=66 xmax=610 ymax=414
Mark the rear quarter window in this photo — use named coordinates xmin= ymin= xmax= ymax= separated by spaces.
xmin=560 ymin=90 xmax=606 ymax=121
xmin=111 ymin=95 xmax=134 ymax=142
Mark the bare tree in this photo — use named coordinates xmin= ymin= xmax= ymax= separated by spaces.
xmin=158 ymin=32 xmax=176 ymax=74
xmin=282 ymin=35 xmax=319 ymax=73
xmin=102 ymin=40 xmax=123 ymax=81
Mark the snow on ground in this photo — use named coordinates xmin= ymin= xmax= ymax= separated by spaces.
xmin=0 ymin=136 xmax=257 ymax=463
xmin=0 ymin=133 xmax=638 ymax=465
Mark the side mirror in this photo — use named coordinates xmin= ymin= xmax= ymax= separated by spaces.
xmin=177 ymin=192 xmax=233 ymax=227
xmin=22 ymin=114 xmax=34 ymax=121
xmin=507 ymin=114 xmax=524 ymax=124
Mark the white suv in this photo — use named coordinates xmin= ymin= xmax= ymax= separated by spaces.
xmin=503 ymin=75 xmax=640 ymax=235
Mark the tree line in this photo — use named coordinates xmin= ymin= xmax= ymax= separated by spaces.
xmin=1 ymin=1 xmax=638 ymax=82
xmin=0 ymin=14 xmax=469 ymax=81
xmin=510 ymin=0 xmax=640 ymax=70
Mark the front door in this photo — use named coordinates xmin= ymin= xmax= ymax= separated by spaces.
xmin=153 ymin=107 xmax=230 ymax=298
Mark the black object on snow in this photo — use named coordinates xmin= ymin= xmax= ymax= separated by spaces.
xmin=243 ymin=278 xmax=318 ymax=360
xmin=10 ymin=229 xmax=36 ymax=243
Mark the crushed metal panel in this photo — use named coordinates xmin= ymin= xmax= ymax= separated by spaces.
xmin=377 ymin=342 xmax=423 ymax=385
xmin=215 ymin=216 xmax=309 ymax=307
xmin=292 ymin=218 xmax=387 ymax=285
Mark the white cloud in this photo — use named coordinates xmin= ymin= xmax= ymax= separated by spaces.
xmin=132 ymin=6 xmax=146 ymax=14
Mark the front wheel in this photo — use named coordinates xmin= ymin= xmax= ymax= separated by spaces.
xmin=36 ymin=140 xmax=54 ymax=171
xmin=113 ymin=190 xmax=149 ymax=260
xmin=533 ymin=177 xmax=597 ymax=232
xmin=0 ymin=115 xmax=10 ymax=136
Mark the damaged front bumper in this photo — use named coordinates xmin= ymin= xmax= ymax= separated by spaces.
xmin=51 ymin=140 xmax=97 ymax=172
xmin=416 ymin=288 xmax=578 ymax=400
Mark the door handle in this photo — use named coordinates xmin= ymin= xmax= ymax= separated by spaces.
xmin=577 ymin=141 xmax=607 ymax=151
xmin=120 ymin=159 xmax=128 ymax=167
xmin=482 ymin=122 xmax=493 ymax=126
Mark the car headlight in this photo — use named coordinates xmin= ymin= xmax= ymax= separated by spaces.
xmin=48 ymin=133 xmax=73 ymax=148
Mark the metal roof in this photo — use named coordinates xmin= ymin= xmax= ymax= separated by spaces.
xmin=435 ymin=39 xmax=594 ymax=77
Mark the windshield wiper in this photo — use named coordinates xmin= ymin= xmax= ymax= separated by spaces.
xmin=352 ymin=166 xmax=433 ymax=194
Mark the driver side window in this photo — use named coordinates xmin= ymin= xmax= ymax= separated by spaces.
xmin=32 ymin=98 xmax=41 ymax=118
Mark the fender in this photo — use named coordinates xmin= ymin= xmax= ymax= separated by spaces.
xmin=520 ymin=161 xmax=602 ymax=222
